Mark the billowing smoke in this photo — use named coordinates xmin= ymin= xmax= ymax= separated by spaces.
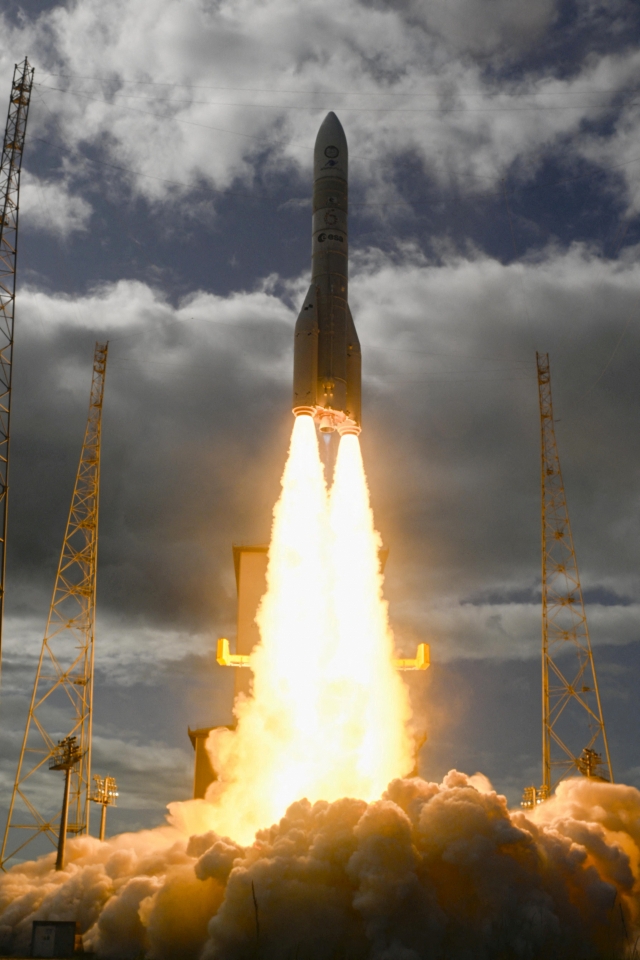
xmin=1 ymin=772 xmax=638 ymax=959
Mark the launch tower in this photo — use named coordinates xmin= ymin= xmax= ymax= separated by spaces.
xmin=523 ymin=353 xmax=612 ymax=805
xmin=1 ymin=343 xmax=108 ymax=868
xmin=0 ymin=58 xmax=34 ymax=673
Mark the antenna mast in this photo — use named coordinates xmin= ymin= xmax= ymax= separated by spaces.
xmin=536 ymin=352 xmax=612 ymax=794
xmin=0 ymin=58 xmax=34 ymax=674
xmin=1 ymin=343 xmax=108 ymax=869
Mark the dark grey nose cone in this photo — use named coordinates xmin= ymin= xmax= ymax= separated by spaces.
xmin=314 ymin=111 xmax=348 ymax=182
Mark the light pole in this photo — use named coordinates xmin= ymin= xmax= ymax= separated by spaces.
xmin=90 ymin=775 xmax=118 ymax=841
xmin=49 ymin=736 xmax=82 ymax=871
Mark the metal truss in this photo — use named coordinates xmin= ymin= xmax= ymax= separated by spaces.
xmin=537 ymin=352 xmax=612 ymax=792
xmin=1 ymin=343 xmax=108 ymax=869
xmin=0 ymin=58 xmax=34 ymax=674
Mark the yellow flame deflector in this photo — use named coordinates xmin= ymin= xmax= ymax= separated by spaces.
xmin=393 ymin=643 xmax=430 ymax=671
xmin=217 ymin=638 xmax=429 ymax=672
xmin=216 ymin=637 xmax=251 ymax=667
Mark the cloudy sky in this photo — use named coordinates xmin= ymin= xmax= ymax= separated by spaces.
xmin=1 ymin=0 xmax=640 ymax=845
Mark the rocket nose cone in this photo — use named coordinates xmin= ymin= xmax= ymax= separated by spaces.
xmin=314 ymin=111 xmax=348 ymax=181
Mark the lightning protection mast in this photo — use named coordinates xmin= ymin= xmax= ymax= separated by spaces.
xmin=523 ymin=353 xmax=612 ymax=807
xmin=1 ymin=343 xmax=108 ymax=870
xmin=0 ymin=58 xmax=35 ymax=677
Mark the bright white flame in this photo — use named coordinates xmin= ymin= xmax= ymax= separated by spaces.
xmin=204 ymin=416 xmax=413 ymax=843
xmin=325 ymin=433 xmax=412 ymax=793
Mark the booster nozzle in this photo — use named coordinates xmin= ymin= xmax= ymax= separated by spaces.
xmin=337 ymin=421 xmax=361 ymax=437
xmin=294 ymin=405 xmax=361 ymax=435
xmin=318 ymin=415 xmax=335 ymax=433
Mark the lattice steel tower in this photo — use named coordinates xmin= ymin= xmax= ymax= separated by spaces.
xmin=0 ymin=58 xmax=35 ymax=673
xmin=1 ymin=343 xmax=108 ymax=868
xmin=537 ymin=352 xmax=612 ymax=792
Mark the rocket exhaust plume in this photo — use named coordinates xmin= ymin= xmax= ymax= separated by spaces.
xmin=198 ymin=415 xmax=412 ymax=843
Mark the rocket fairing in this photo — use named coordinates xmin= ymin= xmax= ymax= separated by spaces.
xmin=293 ymin=112 xmax=361 ymax=435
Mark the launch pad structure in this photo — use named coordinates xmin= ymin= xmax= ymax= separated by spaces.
xmin=190 ymin=544 xmax=429 ymax=798
xmin=0 ymin=58 xmax=34 ymax=674
xmin=522 ymin=353 xmax=612 ymax=807
xmin=1 ymin=343 xmax=109 ymax=870
xmin=216 ymin=546 xmax=428 ymax=673
xmin=188 ymin=545 xmax=270 ymax=797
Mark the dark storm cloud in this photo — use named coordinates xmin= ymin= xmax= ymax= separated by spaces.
xmin=361 ymin=0 xmax=557 ymax=58
xmin=4 ymin=244 xmax=639 ymax=665
xmin=7 ymin=281 xmax=293 ymax=626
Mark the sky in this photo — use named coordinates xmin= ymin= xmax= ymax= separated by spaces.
xmin=1 ymin=0 xmax=640 ymax=845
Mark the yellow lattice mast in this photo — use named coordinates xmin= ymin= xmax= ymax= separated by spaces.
xmin=0 ymin=58 xmax=35 ymax=672
xmin=535 ymin=352 xmax=612 ymax=795
xmin=1 ymin=343 xmax=108 ymax=869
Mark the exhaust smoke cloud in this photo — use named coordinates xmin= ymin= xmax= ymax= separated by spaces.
xmin=1 ymin=775 xmax=639 ymax=959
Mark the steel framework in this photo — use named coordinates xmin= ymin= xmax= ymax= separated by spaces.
xmin=537 ymin=352 xmax=612 ymax=792
xmin=1 ymin=343 xmax=108 ymax=869
xmin=0 ymin=58 xmax=34 ymax=674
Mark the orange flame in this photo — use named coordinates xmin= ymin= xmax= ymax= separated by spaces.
xmin=205 ymin=416 xmax=412 ymax=843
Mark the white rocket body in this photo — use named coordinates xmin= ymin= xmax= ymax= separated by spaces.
xmin=292 ymin=112 xmax=361 ymax=435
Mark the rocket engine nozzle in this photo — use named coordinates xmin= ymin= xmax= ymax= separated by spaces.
xmin=292 ymin=406 xmax=315 ymax=419
xmin=318 ymin=414 xmax=335 ymax=434
xmin=293 ymin=405 xmax=361 ymax=436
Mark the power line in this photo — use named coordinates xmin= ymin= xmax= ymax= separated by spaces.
xmin=31 ymin=85 xmax=640 ymax=203
xmin=34 ymin=82 xmax=636 ymax=114
xmin=574 ymin=312 xmax=636 ymax=403
xmin=39 ymin=71 xmax=640 ymax=99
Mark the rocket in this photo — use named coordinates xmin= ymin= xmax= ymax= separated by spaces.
xmin=292 ymin=112 xmax=361 ymax=435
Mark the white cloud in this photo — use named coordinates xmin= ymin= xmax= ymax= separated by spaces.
xmin=0 ymin=0 xmax=637 ymax=210
xmin=19 ymin=173 xmax=92 ymax=236
xmin=0 ymin=613 xmax=218 ymax=686
xmin=19 ymin=277 xmax=292 ymax=334
xmin=391 ymin=597 xmax=640 ymax=662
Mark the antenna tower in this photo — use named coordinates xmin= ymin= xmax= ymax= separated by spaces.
xmin=536 ymin=351 xmax=612 ymax=793
xmin=1 ymin=343 xmax=108 ymax=869
xmin=0 ymin=58 xmax=35 ymax=673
